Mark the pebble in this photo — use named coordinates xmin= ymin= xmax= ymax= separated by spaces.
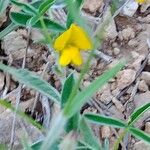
xmin=118 ymin=27 xmax=135 ymax=41
xmin=141 ymin=72 xmax=150 ymax=86
xmin=113 ymin=47 xmax=120 ymax=55
xmin=116 ymin=69 xmax=136 ymax=90
xmin=138 ymin=80 xmax=148 ymax=92
xmin=145 ymin=122 xmax=150 ymax=134
xmin=133 ymin=141 xmax=150 ymax=150
xmin=112 ymin=97 xmax=125 ymax=112
xmin=101 ymin=126 xmax=111 ymax=139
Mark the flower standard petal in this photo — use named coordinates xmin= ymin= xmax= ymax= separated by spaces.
xmin=70 ymin=24 xmax=93 ymax=50
xmin=54 ymin=27 xmax=72 ymax=51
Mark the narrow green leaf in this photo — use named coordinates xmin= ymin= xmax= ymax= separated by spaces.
xmin=64 ymin=60 xmax=125 ymax=118
xmin=65 ymin=113 xmax=79 ymax=133
xmin=84 ymin=113 xmax=127 ymax=128
xmin=31 ymin=140 xmax=42 ymax=150
xmin=0 ymin=0 xmax=10 ymax=14
xmin=0 ymin=99 xmax=43 ymax=130
xmin=10 ymin=0 xmax=38 ymax=15
xmin=0 ymin=63 xmax=61 ymax=103
xmin=0 ymin=22 xmax=18 ymax=39
xmin=39 ymin=0 xmax=55 ymax=16
xmin=66 ymin=0 xmax=83 ymax=28
xmin=28 ymin=0 xmax=55 ymax=26
xmin=61 ymin=73 xmax=75 ymax=108
xmin=64 ymin=0 xmax=87 ymax=30
xmin=10 ymin=12 xmax=66 ymax=32
xmin=31 ymin=140 xmax=60 ymax=150
xmin=79 ymin=118 xmax=102 ymax=150
xmin=128 ymin=103 xmax=150 ymax=126
xmin=129 ymin=127 xmax=150 ymax=144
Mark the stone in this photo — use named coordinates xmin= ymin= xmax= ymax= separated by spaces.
xmin=134 ymin=91 xmax=150 ymax=108
xmin=97 ymin=84 xmax=113 ymax=105
xmin=141 ymin=72 xmax=150 ymax=86
xmin=83 ymin=0 xmax=104 ymax=14
xmin=122 ymin=0 xmax=138 ymax=17
xmin=112 ymin=97 xmax=125 ymax=112
xmin=128 ymin=39 xmax=139 ymax=47
xmin=30 ymin=29 xmax=44 ymax=42
xmin=113 ymin=47 xmax=120 ymax=55
xmin=1 ymin=31 xmax=27 ymax=59
xmin=0 ymin=110 xmax=42 ymax=149
xmin=116 ymin=69 xmax=136 ymax=90
xmin=145 ymin=122 xmax=150 ymax=134
xmin=104 ymin=8 xmax=118 ymax=40
xmin=133 ymin=141 xmax=150 ymax=150
xmin=1 ymin=30 xmax=38 ymax=60
xmin=129 ymin=55 xmax=145 ymax=71
xmin=101 ymin=126 xmax=111 ymax=139
xmin=138 ymin=80 xmax=148 ymax=92
xmin=118 ymin=27 xmax=135 ymax=41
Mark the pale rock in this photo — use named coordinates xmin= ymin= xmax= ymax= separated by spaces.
xmin=111 ymin=88 xmax=120 ymax=97
xmin=113 ymin=47 xmax=120 ymax=55
xmin=0 ymin=72 xmax=5 ymax=91
xmin=133 ymin=141 xmax=150 ymax=150
xmin=112 ymin=97 xmax=125 ymax=112
xmin=1 ymin=31 xmax=27 ymax=59
xmin=129 ymin=55 xmax=145 ymax=71
xmin=19 ymin=98 xmax=34 ymax=112
xmin=145 ymin=122 xmax=150 ymax=134
xmin=138 ymin=80 xmax=148 ymax=92
xmin=83 ymin=81 xmax=91 ymax=87
xmin=109 ymin=105 xmax=124 ymax=120
xmin=101 ymin=126 xmax=111 ymax=138
xmin=135 ymin=24 xmax=150 ymax=53
xmin=110 ymin=82 xmax=117 ymax=91
xmin=104 ymin=8 xmax=118 ymax=40
xmin=128 ymin=39 xmax=139 ymax=47
xmin=83 ymin=0 xmax=104 ymax=14
xmin=141 ymin=72 xmax=150 ymax=86
xmin=116 ymin=69 xmax=136 ymax=90
xmin=134 ymin=92 xmax=150 ymax=111
xmin=31 ymin=29 xmax=44 ymax=42
xmin=0 ymin=110 xmax=42 ymax=148
xmin=122 ymin=0 xmax=138 ymax=17
xmin=138 ymin=15 xmax=150 ymax=23
xmin=100 ymin=89 xmax=113 ymax=104
xmin=131 ymin=51 xmax=140 ymax=59
xmin=118 ymin=27 xmax=135 ymax=41
xmin=97 ymin=84 xmax=112 ymax=104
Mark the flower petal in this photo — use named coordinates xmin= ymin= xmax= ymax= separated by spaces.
xmin=71 ymin=50 xmax=82 ymax=66
xmin=54 ymin=27 xmax=72 ymax=51
xmin=71 ymin=24 xmax=93 ymax=50
xmin=59 ymin=46 xmax=82 ymax=66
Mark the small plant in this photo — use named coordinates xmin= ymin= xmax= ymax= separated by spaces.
xmin=0 ymin=0 xmax=150 ymax=150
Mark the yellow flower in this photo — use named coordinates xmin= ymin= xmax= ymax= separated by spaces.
xmin=136 ymin=0 xmax=145 ymax=4
xmin=54 ymin=24 xmax=92 ymax=66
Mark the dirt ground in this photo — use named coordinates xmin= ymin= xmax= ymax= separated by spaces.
xmin=0 ymin=0 xmax=150 ymax=149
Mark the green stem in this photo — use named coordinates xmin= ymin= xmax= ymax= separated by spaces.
xmin=113 ymin=128 xmax=128 ymax=150
xmin=40 ymin=16 xmax=52 ymax=44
